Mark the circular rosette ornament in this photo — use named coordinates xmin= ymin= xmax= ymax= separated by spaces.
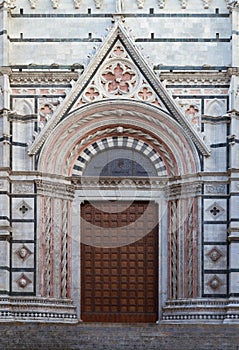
xmin=99 ymin=60 xmax=140 ymax=97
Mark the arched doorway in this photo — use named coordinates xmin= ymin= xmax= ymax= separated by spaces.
xmin=76 ymin=139 xmax=165 ymax=322
xmin=36 ymin=100 xmax=201 ymax=323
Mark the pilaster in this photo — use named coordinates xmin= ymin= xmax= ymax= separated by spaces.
xmin=0 ymin=1 xmax=10 ymax=66
xmin=0 ymin=170 xmax=11 ymax=295
xmin=35 ymin=180 xmax=75 ymax=299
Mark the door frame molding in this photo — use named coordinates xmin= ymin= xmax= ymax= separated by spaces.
xmin=71 ymin=182 xmax=168 ymax=322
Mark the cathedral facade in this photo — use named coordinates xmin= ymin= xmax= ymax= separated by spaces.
xmin=0 ymin=0 xmax=239 ymax=323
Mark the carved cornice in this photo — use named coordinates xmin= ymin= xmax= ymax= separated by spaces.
xmin=0 ymin=67 xmax=12 ymax=76
xmin=9 ymin=71 xmax=79 ymax=85
xmin=227 ymin=0 xmax=239 ymax=11
xmin=35 ymin=180 xmax=75 ymax=199
xmin=227 ymin=67 xmax=239 ymax=77
xmin=160 ymin=72 xmax=230 ymax=85
xmin=70 ymin=176 xmax=168 ymax=190
xmin=166 ymin=181 xmax=202 ymax=199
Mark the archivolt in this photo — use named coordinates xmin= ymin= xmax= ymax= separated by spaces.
xmin=37 ymin=101 xmax=200 ymax=176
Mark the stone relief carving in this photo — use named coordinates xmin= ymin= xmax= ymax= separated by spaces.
xmin=15 ymin=245 xmax=33 ymax=262
xmin=38 ymin=97 xmax=60 ymax=128
xmin=15 ymin=200 xmax=32 ymax=218
xmin=202 ymin=0 xmax=211 ymax=8
xmin=205 ymin=184 xmax=226 ymax=194
xmin=207 ymin=275 xmax=223 ymax=291
xmin=137 ymin=0 xmax=145 ymax=8
xmin=176 ymin=99 xmax=201 ymax=131
xmin=206 ymin=202 xmax=225 ymax=220
xmin=206 ymin=247 xmax=224 ymax=263
xmin=51 ymin=0 xmax=60 ymax=9
xmin=73 ymin=0 xmax=81 ymax=9
xmin=158 ymin=0 xmax=166 ymax=8
xmin=72 ymin=42 xmax=166 ymax=112
xmin=28 ymin=0 xmax=37 ymax=8
xmin=61 ymin=200 xmax=68 ymax=298
xmin=180 ymin=0 xmax=187 ymax=9
xmin=100 ymin=61 xmax=137 ymax=96
xmin=16 ymin=273 xmax=32 ymax=289
xmin=227 ymin=1 xmax=239 ymax=9
xmin=94 ymin=0 xmax=103 ymax=8
xmin=116 ymin=0 xmax=125 ymax=12
xmin=204 ymin=99 xmax=227 ymax=117
xmin=13 ymin=98 xmax=34 ymax=116
xmin=14 ymin=182 xmax=33 ymax=194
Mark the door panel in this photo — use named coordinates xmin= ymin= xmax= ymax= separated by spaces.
xmin=81 ymin=201 xmax=158 ymax=323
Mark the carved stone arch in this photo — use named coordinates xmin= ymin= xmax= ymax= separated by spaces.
xmin=37 ymin=100 xmax=200 ymax=176
xmin=205 ymin=98 xmax=227 ymax=117
xmin=13 ymin=98 xmax=34 ymax=116
xmin=36 ymin=100 xmax=202 ymax=322
xmin=71 ymin=135 xmax=168 ymax=177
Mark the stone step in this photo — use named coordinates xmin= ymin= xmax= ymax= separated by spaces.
xmin=1 ymin=323 xmax=239 ymax=350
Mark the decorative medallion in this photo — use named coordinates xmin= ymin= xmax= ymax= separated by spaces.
xmin=73 ymin=0 xmax=81 ymax=9
xmin=137 ymin=0 xmax=145 ymax=8
xmin=15 ymin=200 xmax=32 ymax=217
xmin=207 ymin=275 xmax=223 ymax=290
xmin=100 ymin=61 xmax=137 ymax=97
xmin=16 ymin=274 xmax=32 ymax=289
xmin=206 ymin=202 xmax=225 ymax=219
xmin=180 ymin=0 xmax=187 ymax=9
xmin=158 ymin=0 xmax=166 ymax=8
xmin=206 ymin=247 xmax=224 ymax=263
xmin=15 ymin=245 xmax=33 ymax=262
xmin=94 ymin=0 xmax=103 ymax=8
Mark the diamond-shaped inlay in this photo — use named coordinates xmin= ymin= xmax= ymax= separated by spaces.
xmin=15 ymin=245 xmax=32 ymax=262
xmin=15 ymin=200 xmax=32 ymax=217
xmin=206 ymin=202 xmax=225 ymax=219
xmin=207 ymin=275 xmax=223 ymax=290
xmin=206 ymin=247 xmax=224 ymax=263
xmin=16 ymin=273 xmax=32 ymax=289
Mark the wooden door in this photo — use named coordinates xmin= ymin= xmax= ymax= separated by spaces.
xmin=81 ymin=201 xmax=158 ymax=323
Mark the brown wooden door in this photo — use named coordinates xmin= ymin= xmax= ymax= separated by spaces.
xmin=81 ymin=201 xmax=158 ymax=323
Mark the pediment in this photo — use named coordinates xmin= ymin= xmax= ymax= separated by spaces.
xmin=28 ymin=20 xmax=210 ymax=157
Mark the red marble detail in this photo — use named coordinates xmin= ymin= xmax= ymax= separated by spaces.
xmin=185 ymin=105 xmax=200 ymax=127
xmin=138 ymin=87 xmax=153 ymax=101
xmin=101 ymin=63 xmax=136 ymax=94
xmin=113 ymin=45 xmax=125 ymax=56
xmin=85 ymin=87 xmax=100 ymax=101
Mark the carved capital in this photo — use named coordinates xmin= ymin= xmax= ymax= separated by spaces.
xmin=35 ymin=180 xmax=75 ymax=200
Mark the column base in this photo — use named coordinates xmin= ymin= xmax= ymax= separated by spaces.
xmin=0 ymin=296 xmax=78 ymax=323
xmin=161 ymin=298 xmax=239 ymax=324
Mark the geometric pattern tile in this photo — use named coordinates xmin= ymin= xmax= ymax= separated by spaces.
xmin=15 ymin=200 xmax=32 ymax=217
xmin=206 ymin=202 xmax=225 ymax=219
xmin=207 ymin=275 xmax=223 ymax=291
xmin=206 ymin=247 xmax=224 ymax=263
xmin=15 ymin=245 xmax=33 ymax=262
xmin=16 ymin=273 xmax=32 ymax=289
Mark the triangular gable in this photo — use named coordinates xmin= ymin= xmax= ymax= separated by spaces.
xmin=28 ymin=21 xmax=210 ymax=156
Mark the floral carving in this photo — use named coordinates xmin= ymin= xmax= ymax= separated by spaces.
xmin=158 ymin=0 xmax=166 ymax=8
xmin=206 ymin=202 xmax=225 ymax=219
xmin=138 ymin=86 xmax=154 ymax=102
xmin=15 ymin=245 xmax=33 ymax=262
xmin=207 ymin=275 xmax=223 ymax=290
xmin=101 ymin=62 xmax=136 ymax=95
xmin=83 ymin=86 xmax=101 ymax=102
xmin=137 ymin=0 xmax=145 ymax=8
xmin=206 ymin=247 xmax=224 ymax=263
xmin=16 ymin=274 xmax=32 ymax=289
